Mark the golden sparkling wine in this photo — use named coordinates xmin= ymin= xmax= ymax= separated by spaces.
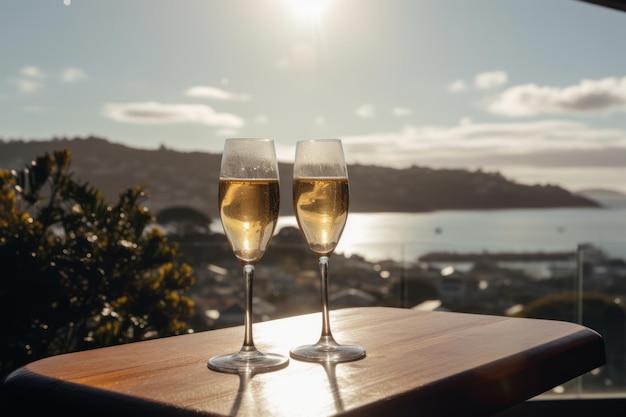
xmin=219 ymin=179 xmax=280 ymax=264
xmin=294 ymin=177 xmax=349 ymax=256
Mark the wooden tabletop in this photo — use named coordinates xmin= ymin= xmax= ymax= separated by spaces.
xmin=1 ymin=307 xmax=605 ymax=417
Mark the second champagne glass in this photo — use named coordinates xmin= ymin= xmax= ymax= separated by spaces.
xmin=207 ymin=138 xmax=289 ymax=374
xmin=290 ymin=139 xmax=366 ymax=363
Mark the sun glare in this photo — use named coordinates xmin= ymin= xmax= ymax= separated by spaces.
xmin=285 ymin=0 xmax=332 ymax=19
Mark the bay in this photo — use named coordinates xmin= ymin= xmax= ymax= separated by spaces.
xmin=274 ymin=206 xmax=626 ymax=263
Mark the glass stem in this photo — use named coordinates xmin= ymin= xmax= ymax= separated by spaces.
xmin=318 ymin=256 xmax=334 ymax=340
xmin=242 ymin=264 xmax=256 ymax=351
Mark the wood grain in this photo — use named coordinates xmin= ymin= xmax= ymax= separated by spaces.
xmin=1 ymin=307 xmax=605 ymax=417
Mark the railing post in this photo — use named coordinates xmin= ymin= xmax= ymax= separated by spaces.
xmin=575 ymin=243 xmax=585 ymax=395
xmin=401 ymin=243 xmax=406 ymax=308
xmin=576 ymin=244 xmax=584 ymax=326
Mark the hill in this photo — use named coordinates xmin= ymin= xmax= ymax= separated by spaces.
xmin=577 ymin=188 xmax=626 ymax=209
xmin=0 ymin=137 xmax=600 ymax=218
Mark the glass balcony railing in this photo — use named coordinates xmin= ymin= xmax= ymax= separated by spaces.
xmin=174 ymin=234 xmax=626 ymax=398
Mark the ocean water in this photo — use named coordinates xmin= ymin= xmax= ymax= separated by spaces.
xmin=274 ymin=205 xmax=626 ymax=263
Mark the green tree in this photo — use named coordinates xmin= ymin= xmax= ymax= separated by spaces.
xmin=0 ymin=149 xmax=195 ymax=378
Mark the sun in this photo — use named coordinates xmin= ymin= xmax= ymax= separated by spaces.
xmin=284 ymin=0 xmax=332 ymax=19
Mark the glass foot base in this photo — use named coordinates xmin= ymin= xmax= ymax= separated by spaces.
xmin=290 ymin=342 xmax=366 ymax=363
xmin=208 ymin=351 xmax=289 ymax=374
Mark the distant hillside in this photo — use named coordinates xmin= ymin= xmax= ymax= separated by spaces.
xmin=0 ymin=137 xmax=600 ymax=218
xmin=577 ymin=188 xmax=626 ymax=209
xmin=577 ymin=188 xmax=626 ymax=198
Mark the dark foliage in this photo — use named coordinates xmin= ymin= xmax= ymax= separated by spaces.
xmin=0 ymin=149 xmax=196 ymax=379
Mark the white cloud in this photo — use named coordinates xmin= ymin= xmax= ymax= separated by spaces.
xmin=12 ymin=66 xmax=46 ymax=94
xmin=447 ymin=79 xmax=467 ymax=93
xmin=185 ymin=86 xmax=251 ymax=101
xmin=475 ymin=70 xmax=508 ymax=90
xmin=341 ymin=119 xmax=626 ymax=168
xmin=487 ymin=76 xmax=626 ymax=117
xmin=20 ymin=66 xmax=46 ymax=79
xmin=61 ymin=67 xmax=86 ymax=83
xmin=15 ymin=79 xmax=43 ymax=94
xmin=392 ymin=107 xmax=412 ymax=117
xmin=355 ymin=103 xmax=375 ymax=118
xmin=10 ymin=65 xmax=85 ymax=94
xmin=448 ymin=70 xmax=508 ymax=94
xmin=102 ymin=102 xmax=245 ymax=127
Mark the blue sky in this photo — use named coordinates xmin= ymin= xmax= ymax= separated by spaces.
xmin=2 ymin=0 xmax=626 ymax=192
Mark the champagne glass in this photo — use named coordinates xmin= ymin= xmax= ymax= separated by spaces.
xmin=290 ymin=139 xmax=366 ymax=363
xmin=208 ymin=138 xmax=289 ymax=374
